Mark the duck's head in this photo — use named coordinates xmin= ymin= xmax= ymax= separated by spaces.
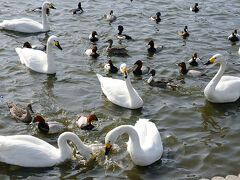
xmin=33 ymin=115 xmax=46 ymax=124
xmin=134 ymin=60 xmax=143 ymax=69
xmin=118 ymin=25 xmax=124 ymax=32
xmin=178 ymin=62 xmax=187 ymax=69
xmin=26 ymin=104 xmax=34 ymax=113
xmin=233 ymin=29 xmax=237 ymax=34
xmin=78 ymin=2 xmax=83 ymax=10
xmin=108 ymin=59 xmax=113 ymax=65
xmin=195 ymin=3 xmax=198 ymax=7
xmin=105 ymin=39 xmax=113 ymax=45
xmin=109 ymin=10 xmax=114 ymax=15
xmin=184 ymin=26 xmax=188 ymax=31
xmin=205 ymin=54 xmax=224 ymax=65
xmin=87 ymin=114 xmax=98 ymax=124
xmin=43 ymin=2 xmax=56 ymax=9
xmin=120 ymin=63 xmax=128 ymax=78
xmin=23 ymin=42 xmax=32 ymax=48
xmin=48 ymin=36 xmax=62 ymax=50
xmin=92 ymin=45 xmax=98 ymax=53
xmin=193 ymin=52 xmax=197 ymax=58
xmin=149 ymin=69 xmax=156 ymax=76
xmin=148 ymin=40 xmax=154 ymax=47
xmin=92 ymin=31 xmax=98 ymax=37
xmin=156 ymin=12 xmax=161 ymax=17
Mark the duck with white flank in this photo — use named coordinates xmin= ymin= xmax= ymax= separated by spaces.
xmin=106 ymin=10 xmax=117 ymax=21
xmin=0 ymin=2 xmax=55 ymax=33
xmin=72 ymin=2 xmax=83 ymax=14
xmin=148 ymin=69 xmax=177 ymax=88
xmin=85 ymin=45 xmax=99 ymax=58
xmin=147 ymin=40 xmax=163 ymax=53
xmin=117 ymin=25 xmax=132 ymax=40
xmin=105 ymin=119 xmax=163 ymax=166
xmin=7 ymin=103 xmax=34 ymax=123
xmin=150 ymin=12 xmax=161 ymax=23
xmin=104 ymin=60 xmax=118 ymax=73
xmin=16 ymin=35 xmax=62 ymax=74
xmin=77 ymin=114 xmax=98 ymax=130
xmin=0 ymin=132 xmax=95 ymax=167
xmin=188 ymin=52 xmax=201 ymax=66
xmin=106 ymin=39 xmax=128 ymax=55
xmin=190 ymin=3 xmax=199 ymax=13
xmin=228 ymin=29 xmax=239 ymax=42
xmin=23 ymin=42 xmax=46 ymax=51
xmin=178 ymin=62 xmax=205 ymax=77
xmin=177 ymin=26 xmax=189 ymax=38
xmin=97 ymin=63 xmax=143 ymax=109
xmin=32 ymin=115 xmax=65 ymax=134
xmin=133 ymin=60 xmax=150 ymax=75
xmin=89 ymin=31 xmax=98 ymax=42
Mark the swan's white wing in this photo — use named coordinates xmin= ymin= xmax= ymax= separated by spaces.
xmin=15 ymin=48 xmax=48 ymax=73
xmin=220 ymin=75 xmax=240 ymax=82
xmin=0 ymin=18 xmax=43 ymax=33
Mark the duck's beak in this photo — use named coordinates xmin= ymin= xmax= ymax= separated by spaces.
xmin=54 ymin=40 xmax=63 ymax=50
xmin=49 ymin=3 xmax=56 ymax=9
xmin=29 ymin=106 xmax=34 ymax=113
xmin=105 ymin=142 xmax=112 ymax=155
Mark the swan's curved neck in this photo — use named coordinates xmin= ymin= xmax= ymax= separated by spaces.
xmin=58 ymin=132 xmax=90 ymax=160
xmin=42 ymin=6 xmax=49 ymax=31
xmin=45 ymin=40 xmax=55 ymax=73
xmin=125 ymin=73 xmax=137 ymax=103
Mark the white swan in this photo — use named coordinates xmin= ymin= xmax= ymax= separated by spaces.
xmin=0 ymin=132 xmax=95 ymax=167
xmin=238 ymin=47 xmax=240 ymax=56
xmin=0 ymin=2 xmax=55 ymax=33
xmin=105 ymin=119 xmax=163 ymax=166
xmin=204 ymin=54 xmax=240 ymax=103
xmin=96 ymin=63 xmax=143 ymax=109
xmin=15 ymin=35 xmax=62 ymax=74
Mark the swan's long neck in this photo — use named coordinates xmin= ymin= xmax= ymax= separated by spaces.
xmin=42 ymin=5 xmax=50 ymax=31
xmin=46 ymin=39 xmax=55 ymax=73
xmin=58 ymin=132 xmax=91 ymax=160
xmin=125 ymin=74 xmax=137 ymax=104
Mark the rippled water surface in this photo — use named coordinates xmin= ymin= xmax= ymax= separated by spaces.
xmin=0 ymin=0 xmax=240 ymax=179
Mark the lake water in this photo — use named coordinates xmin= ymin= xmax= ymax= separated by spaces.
xmin=0 ymin=0 xmax=240 ymax=179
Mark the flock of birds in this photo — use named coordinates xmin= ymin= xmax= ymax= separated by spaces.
xmin=0 ymin=0 xmax=239 ymax=170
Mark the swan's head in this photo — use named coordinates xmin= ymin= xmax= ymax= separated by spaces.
xmin=43 ymin=2 xmax=56 ymax=9
xmin=26 ymin=103 xmax=34 ymax=113
xmin=205 ymin=54 xmax=224 ymax=65
xmin=48 ymin=36 xmax=63 ymax=50
xmin=120 ymin=63 xmax=128 ymax=78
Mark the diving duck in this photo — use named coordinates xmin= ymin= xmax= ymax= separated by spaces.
xmin=89 ymin=31 xmax=98 ymax=42
xmin=72 ymin=2 xmax=83 ymax=14
xmin=178 ymin=62 xmax=205 ymax=77
xmin=228 ymin=29 xmax=239 ymax=42
xmin=177 ymin=26 xmax=189 ymax=38
xmin=85 ymin=45 xmax=99 ymax=58
xmin=133 ymin=60 xmax=150 ymax=75
xmin=23 ymin=41 xmax=46 ymax=51
xmin=106 ymin=10 xmax=117 ymax=21
xmin=106 ymin=39 xmax=128 ymax=55
xmin=188 ymin=52 xmax=201 ymax=66
xmin=104 ymin=60 xmax=118 ymax=73
xmin=190 ymin=3 xmax=199 ymax=13
xmin=117 ymin=25 xmax=132 ymax=40
xmin=150 ymin=12 xmax=161 ymax=23
xmin=76 ymin=114 xmax=98 ymax=130
xmin=7 ymin=103 xmax=34 ymax=123
xmin=147 ymin=40 xmax=163 ymax=53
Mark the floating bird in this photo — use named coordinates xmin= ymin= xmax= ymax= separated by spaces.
xmin=188 ymin=52 xmax=201 ymax=66
xmin=106 ymin=10 xmax=117 ymax=21
xmin=133 ymin=60 xmax=150 ymax=75
xmin=23 ymin=41 xmax=46 ymax=51
xmin=72 ymin=2 xmax=83 ymax=14
xmin=85 ymin=45 xmax=99 ymax=59
xmin=32 ymin=115 xmax=65 ymax=134
xmin=105 ymin=119 xmax=163 ymax=166
xmin=150 ymin=12 xmax=161 ymax=23
xmin=204 ymin=54 xmax=240 ymax=103
xmin=147 ymin=40 xmax=163 ymax=53
xmin=0 ymin=132 xmax=95 ymax=167
xmin=96 ymin=63 xmax=143 ymax=109
xmin=178 ymin=62 xmax=205 ymax=77
xmin=190 ymin=3 xmax=199 ymax=13
xmin=89 ymin=31 xmax=98 ymax=42
xmin=7 ymin=103 xmax=34 ymax=123
xmin=104 ymin=60 xmax=118 ymax=73
xmin=228 ymin=29 xmax=239 ymax=42
xmin=15 ymin=35 xmax=62 ymax=74
xmin=117 ymin=25 xmax=132 ymax=40
xmin=177 ymin=26 xmax=189 ymax=38
xmin=238 ymin=47 xmax=240 ymax=56
xmin=0 ymin=2 xmax=55 ymax=33
xmin=77 ymin=114 xmax=98 ymax=130
xmin=105 ymin=39 xmax=128 ymax=55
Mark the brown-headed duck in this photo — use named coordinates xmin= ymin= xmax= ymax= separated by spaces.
xmin=85 ymin=45 xmax=99 ymax=58
xmin=178 ymin=62 xmax=205 ymax=77
xmin=23 ymin=41 xmax=46 ymax=51
xmin=188 ymin=52 xmax=201 ymax=66
xmin=133 ymin=60 xmax=150 ymax=75
xmin=147 ymin=40 xmax=163 ymax=53
xmin=228 ymin=29 xmax=239 ymax=42
xmin=104 ymin=60 xmax=118 ymax=73
xmin=77 ymin=114 xmax=98 ymax=130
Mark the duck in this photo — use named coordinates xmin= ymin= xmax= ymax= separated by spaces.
xmin=133 ymin=60 xmax=150 ymax=75
xmin=188 ymin=52 xmax=201 ymax=66
xmin=105 ymin=119 xmax=163 ymax=166
xmin=190 ymin=3 xmax=199 ymax=12
xmin=105 ymin=39 xmax=128 ymax=55
xmin=76 ymin=114 xmax=98 ymax=130
xmin=72 ymin=2 xmax=83 ymax=14
xmin=96 ymin=63 xmax=143 ymax=109
xmin=117 ymin=25 xmax=132 ymax=40
xmin=15 ymin=35 xmax=62 ymax=74
xmin=150 ymin=12 xmax=161 ymax=23
xmin=178 ymin=62 xmax=205 ymax=77
xmin=23 ymin=41 xmax=46 ymax=51
xmin=104 ymin=60 xmax=118 ymax=73
xmin=204 ymin=54 xmax=240 ymax=103
xmin=228 ymin=29 xmax=239 ymax=42
xmin=84 ymin=45 xmax=99 ymax=59
xmin=0 ymin=132 xmax=95 ymax=167
xmin=177 ymin=26 xmax=189 ymax=38
xmin=89 ymin=31 xmax=98 ymax=42
xmin=32 ymin=115 xmax=65 ymax=134
xmin=147 ymin=40 xmax=163 ymax=53
xmin=6 ymin=103 xmax=34 ymax=123
xmin=106 ymin=10 xmax=117 ymax=21
xmin=147 ymin=69 xmax=176 ymax=88
xmin=0 ymin=2 xmax=55 ymax=33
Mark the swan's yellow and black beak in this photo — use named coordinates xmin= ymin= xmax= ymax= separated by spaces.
xmin=121 ymin=68 xmax=127 ymax=79
xmin=91 ymin=153 xmax=96 ymax=161
xmin=205 ymin=57 xmax=215 ymax=65
xmin=54 ymin=40 xmax=62 ymax=50
xmin=105 ymin=141 xmax=112 ymax=155
xmin=49 ymin=3 xmax=56 ymax=9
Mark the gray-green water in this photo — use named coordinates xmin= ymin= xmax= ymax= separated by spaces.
xmin=0 ymin=0 xmax=240 ymax=179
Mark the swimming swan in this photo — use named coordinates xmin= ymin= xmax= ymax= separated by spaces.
xmin=15 ymin=35 xmax=62 ymax=74
xmin=0 ymin=2 xmax=55 ymax=33
xmin=105 ymin=119 xmax=163 ymax=166
xmin=204 ymin=54 xmax=240 ymax=103
xmin=96 ymin=63 xmax=143 ymax=109
xmin=0 ymin=132 xmax=95 ymax=167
